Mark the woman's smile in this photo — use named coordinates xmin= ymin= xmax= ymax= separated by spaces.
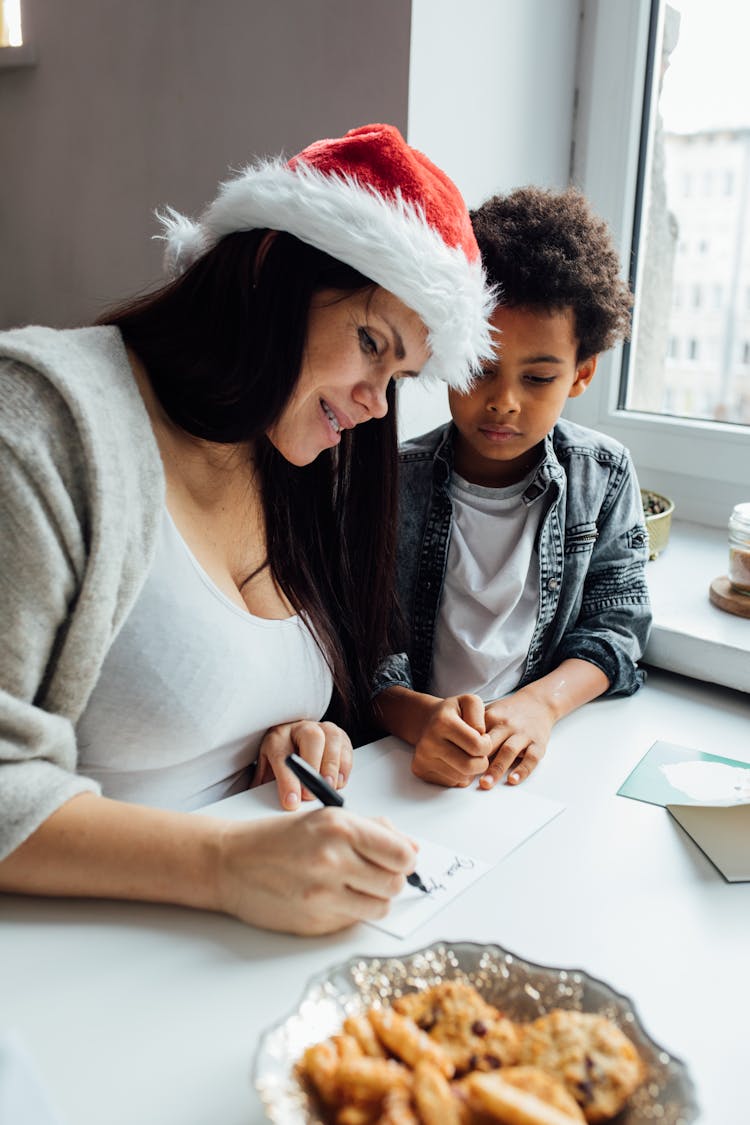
xmin=267 ymin=287 xmax=429 ymax=466
xmin=320 ymin=398 xmax=343 ymax=436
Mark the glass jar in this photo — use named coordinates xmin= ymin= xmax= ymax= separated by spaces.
xmin=728 ymin=502 xmax=750 ymax=595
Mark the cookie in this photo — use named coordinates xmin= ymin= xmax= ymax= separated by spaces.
xmin=412 ymin=1059 xmax=463 ymax=1125
xmin=368 ymin=1008 xmax=454 ymax=1077
xmin=462 ymin=1067 xmax=586 ymax=1125
xmin=393 ymin=981 xmax=520 ymax=1075
xmin=517 ymin=1009 xmax=645 ymax=1122
xmin=498 ymin=1067 xmax=586 ymax=1119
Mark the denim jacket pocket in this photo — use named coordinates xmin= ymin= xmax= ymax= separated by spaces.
xmin=627 ymin=524 xmax=650 ymax=551
xmin=565 ymin=521 xmax=599 ymax=554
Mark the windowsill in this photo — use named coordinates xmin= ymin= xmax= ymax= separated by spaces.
xmin=0 ymin=45 xmax=36 ymax=68
xmin=643 ymin=519 xmax=750 ymax=694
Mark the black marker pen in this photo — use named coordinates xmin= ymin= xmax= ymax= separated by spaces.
xmin=285 ymin=752 xmax=428 ymax=893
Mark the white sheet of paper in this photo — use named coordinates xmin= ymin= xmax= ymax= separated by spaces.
xmin=0 ymin=1031 xmax=66 ymax=1125
xmin=201 ymin=737 xmax=565 ymax=937
xmin=343 ymin=739 xmax=564 ymax=936
xmin=366 ymin=834 xmax=491 ymax=938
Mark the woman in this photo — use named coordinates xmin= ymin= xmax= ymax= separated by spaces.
xmin=0 ymin=124 xmax=494 ymax=934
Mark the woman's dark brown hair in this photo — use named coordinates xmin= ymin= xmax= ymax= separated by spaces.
xmin=98 ymin=230 xmax=399 ymax=736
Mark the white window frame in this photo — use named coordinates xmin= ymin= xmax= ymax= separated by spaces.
xmin=567 ymin=0 xmax=749 ymax=528
xmin=0 ymin=0 xmax=34 ymax=66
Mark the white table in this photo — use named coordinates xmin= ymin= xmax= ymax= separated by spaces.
xmin=1 ymin=668 xmax=747 ymax=1125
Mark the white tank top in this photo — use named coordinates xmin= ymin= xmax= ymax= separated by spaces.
xmin=430 ymin=470 xmax=543 ymax=702
xmin=76 ymin=509 xmax=333 ymax=810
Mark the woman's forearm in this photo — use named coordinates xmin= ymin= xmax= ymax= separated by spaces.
xmin=0 ymin=789 xmax=421 ymax=935
xmin=0 ymin=792 xmax=223 ymax=911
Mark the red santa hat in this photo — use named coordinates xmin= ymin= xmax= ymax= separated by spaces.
xmin=159 ymin=124 xmax=496 ymax=388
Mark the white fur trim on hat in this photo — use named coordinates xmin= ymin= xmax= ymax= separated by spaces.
xmin=158 ymin=159 xmax=497 ymax=389
xmin=158 ymin=206 xmax=207 ymax=279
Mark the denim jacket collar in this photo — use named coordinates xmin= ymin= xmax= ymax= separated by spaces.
xmin=374 ymin=418 xmax=651 ymax=700
xmin=433 ymin=423 xmax=564 ymax=506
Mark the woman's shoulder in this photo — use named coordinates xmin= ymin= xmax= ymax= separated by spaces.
xmin=0 ymin=335 xmax=85 ymax=479
xmin=0 ymin=324 xmax=160 ymax=474
xmin=0 ymin=325 xmax=164 ymax=539
xmin=0 ymin=325 xmax=132 ymax=406
xmin=1 ymin=325 xmax=127 ymax=415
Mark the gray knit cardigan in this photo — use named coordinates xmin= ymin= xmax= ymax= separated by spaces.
xmin=0 ymin=326 xmax=164 ymax=858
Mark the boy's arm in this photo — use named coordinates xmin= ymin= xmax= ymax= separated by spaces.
xmin=479 ymin=453 xmax=645 ymax=788
xmin=481 ymin=658 xmax=609 ymax=788
xmin=554 ymin=448 xmax=651 ymax=695
xmin=373 ymin=686 xmax=491 ymax=787
xmin=373 ymin=685 xmax=441 ymax=746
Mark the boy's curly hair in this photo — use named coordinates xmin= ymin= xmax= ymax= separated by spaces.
xmin=471 ymin=186 xmax=633 ymax=360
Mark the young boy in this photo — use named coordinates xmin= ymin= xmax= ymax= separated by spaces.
xmin=373 ymin=186 xmax=652 ymax=790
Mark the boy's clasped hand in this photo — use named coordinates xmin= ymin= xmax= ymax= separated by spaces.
xmin=409 ymin=688 xmax=552 ymax=790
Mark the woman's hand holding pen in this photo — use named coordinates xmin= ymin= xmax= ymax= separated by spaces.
xmin=213 ymin=808 xmax=418 ymax=935
xmin=252 ymin=719 xmax=353 ymax=810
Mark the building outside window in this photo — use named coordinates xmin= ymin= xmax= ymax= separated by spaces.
xmin=628 ymin=0 xmax=750 ymax=426
xmin=572 ymin=0 xmax=749 ymax=526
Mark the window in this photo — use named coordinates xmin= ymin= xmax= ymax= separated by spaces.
xmin=570 ymin=0 xmax=749 ymax=527
xmin=0 ymin=0 xmax=33 ymax=66
xmin=628 ymin=2 xmax=750 ymax=425
xmin=0 ymin=0 xmax=22 ymax=46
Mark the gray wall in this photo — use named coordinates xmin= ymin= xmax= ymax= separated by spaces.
xmin=0 ymin=0 xmax=411 ymax=328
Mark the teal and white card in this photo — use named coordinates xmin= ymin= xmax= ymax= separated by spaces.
xmin=617 ymin=740 xmax=750 ymax=808
xmin=618 ymin=741 xmax=750 ymax=882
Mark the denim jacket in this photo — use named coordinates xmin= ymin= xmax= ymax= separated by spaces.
xmin=374 ymin=419 xmax=652 ymax=699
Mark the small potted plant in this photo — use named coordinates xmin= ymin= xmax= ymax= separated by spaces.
xmin=641 ymin=488 xmax=674 ymax=560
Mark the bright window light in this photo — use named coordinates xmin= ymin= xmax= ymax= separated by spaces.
xmin=628 ymin=0 xmax=750 ymax=427
xmin=1 ymin=1 xmax=23 ymax=48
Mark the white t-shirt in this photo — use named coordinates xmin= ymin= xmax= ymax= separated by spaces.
xmin=76 ymin=509 xmax=333 ymax=810
xmin=430 ymin=470 xmax=543 ymax=702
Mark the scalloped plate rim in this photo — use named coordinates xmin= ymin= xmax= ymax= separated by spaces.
xmin=251 ymin=938 xmax=699 ymax=1120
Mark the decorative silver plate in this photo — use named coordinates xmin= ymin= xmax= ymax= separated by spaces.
xmin=252 ymin=940 xmax=699 ymax=1124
